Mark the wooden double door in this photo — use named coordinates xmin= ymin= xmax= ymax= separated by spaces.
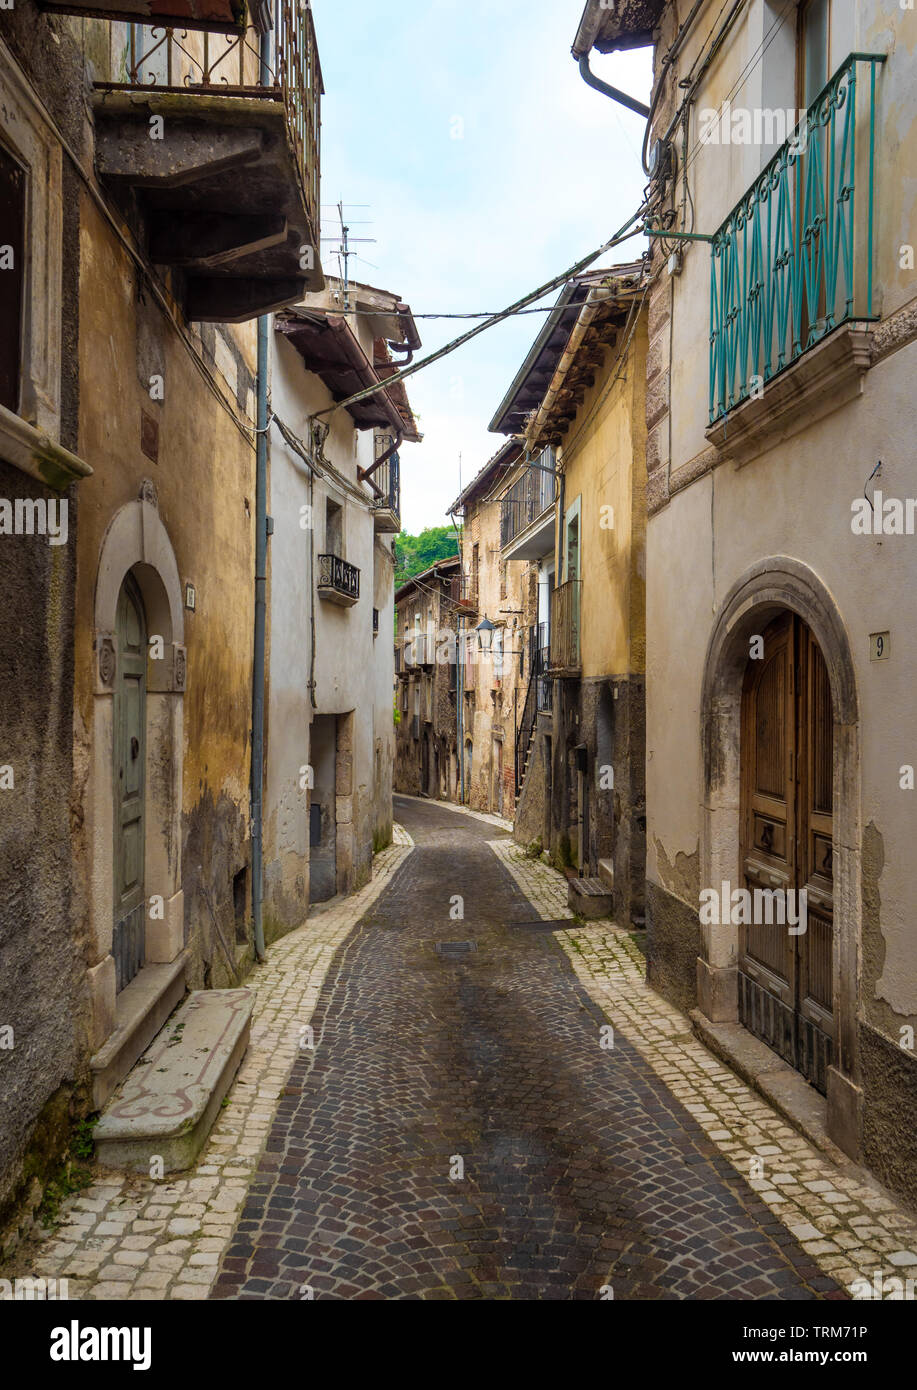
xmin=739 ymin=612 xmax=835 ymax=1093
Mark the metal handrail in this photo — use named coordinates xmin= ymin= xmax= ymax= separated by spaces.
xmin=95 ymin=2 xmax=322 ymax=236
xmin=709 ymin=53 xmax=885 ymax=423
xmin=317 ymin=552 xmax=359 ymax=599
xmin=500 ymin=450 xmax=557 ymax=549
xmin=549 ymin=580 xmax=581 ymax=672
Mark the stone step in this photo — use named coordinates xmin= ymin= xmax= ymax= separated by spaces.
xmin=597 ymin=858 xmax=615 ymax=891
xmin=94 ymin=987 xmax=254 ymax=1174
xmin=568 ymin=876 xmax=614 ymax=919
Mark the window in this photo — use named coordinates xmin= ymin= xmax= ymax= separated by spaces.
xmin=797 ymin=0 xmax=829 ymax=109
xmin=564 ymin=497 xmax=581 ymax=583
xmin=325 ymin=497 xmax=343 ymax=556
xmin=0 ymin=141 xmax=26 ymax=414
xmin=493 ymin=626 xmax=504 ymax=681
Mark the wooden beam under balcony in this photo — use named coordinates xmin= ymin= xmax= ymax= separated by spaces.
xmin=150 ymin=213 xmax=288 ymax=269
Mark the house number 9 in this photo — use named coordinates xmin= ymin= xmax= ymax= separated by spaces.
xmin=870 ymin=631 xmax=890 ymax=661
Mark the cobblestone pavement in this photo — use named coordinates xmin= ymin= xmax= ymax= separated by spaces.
xmin=211 ymin=797 xmax=849 ymax=1301
xmin=2 ymin=829 xmax=414 ymax=1301
xmin=493 ymin=840 xmax=917 ymax=1300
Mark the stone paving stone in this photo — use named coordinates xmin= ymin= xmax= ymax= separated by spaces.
xmin=492 ymin=837 xmax=917 ymax=1302
xmin=212 ymin=798 xmax=842 ymax=1301
xmin=0 ymin=830 xmax=415 ymax=1301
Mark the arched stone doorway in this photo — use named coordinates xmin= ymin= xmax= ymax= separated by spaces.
xmin=88 ymin=482 xmax=186 ymax=1101
xmin=699 ymin=558 xmax=861 ymax=1157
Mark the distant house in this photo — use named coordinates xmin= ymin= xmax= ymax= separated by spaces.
xmin=394 ymin=555 xmax=463 ymax=803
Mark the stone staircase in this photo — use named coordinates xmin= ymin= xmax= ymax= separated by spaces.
xmin=94 ymin=988 xmax=253 ymax=1174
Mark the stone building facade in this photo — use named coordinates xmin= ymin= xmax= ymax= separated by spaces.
xmin=265 ymin=279 xmax=420 ymax=926
xmin=450 ymin=441 xmax=531 ymax=819
xmin=0 ymin=0 xmax=323 ymax=1243
xmin=489 ymin=266 xmax=649 ymax=926
xmin=577 ymin=0 xmax=917 ymax=1196
xmin=394 ymin=555 xmax=462 ymax=803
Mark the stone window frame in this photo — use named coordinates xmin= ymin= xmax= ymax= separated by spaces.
xmin=0 ymin=39 xmax=63 ymax=442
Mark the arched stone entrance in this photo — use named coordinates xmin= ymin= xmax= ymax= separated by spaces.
xmin=698 ymin=558 xmax=861 ymax=1157
xmin=87 ymin=482 xmax=186 ymax=1091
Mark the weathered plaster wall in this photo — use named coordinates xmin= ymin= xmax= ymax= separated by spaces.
xmin=644 ymin=0 xmax=917 ymax=1182
xmin=266 ymin=321 xmax=386 ymax=920
xmin=73 ymin=192 xmax=256 ymax=994
xmin=559 ymin=311 xmax=648 ymax=681
xmin=0 ymin=6 xmax=85 ymax=1238
xmin=461 ymin=489 xmax=526 ymax=817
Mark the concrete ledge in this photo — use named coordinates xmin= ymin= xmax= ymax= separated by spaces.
xmin=689 ymin=1009 xmax=852 ymax=1167
xmin=90 ymin=953 xmax=189 ymax=1110
xmin=95 ymin=987 xmax=253 ymax=1174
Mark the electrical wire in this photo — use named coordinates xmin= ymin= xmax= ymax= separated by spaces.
xmin=311 ymin=204 xmax=651 ymax=422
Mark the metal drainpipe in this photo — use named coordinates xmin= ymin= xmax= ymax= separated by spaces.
xmin=457 ymin=613 xmax=465 ymax=804
xmin=577 ymin=53 xmax=650 ymax=119
xmin=250 ymin=21 xmax=273 ymax=965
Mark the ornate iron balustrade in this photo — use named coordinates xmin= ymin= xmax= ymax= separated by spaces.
xmin=317 ymin=552 xmax=359 ymax=602
xmin=95 ymin=0 xmax=321 ymax=236
xmin=500 ymin=449 xmax=557 ymax=549
xmin=370 ymin=439 xmax=401 ymax=520
xmin=549 ymin=580 xmax=581 ymax=674
xmin=709 ymin=53 xmax=885 ymax=424
xmin=531 ymin=620 xmax=552 ymax=712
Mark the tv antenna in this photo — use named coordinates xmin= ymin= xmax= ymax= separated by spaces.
xmin=320 ymin=201 xmax=377 ymax=311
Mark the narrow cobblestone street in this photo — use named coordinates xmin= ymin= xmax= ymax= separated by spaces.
xmin=210 ymin=797 xmax=843 ymax=1300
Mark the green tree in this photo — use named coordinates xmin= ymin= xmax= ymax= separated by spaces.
xmin=394 ymin=526 xmax=459 ymax=586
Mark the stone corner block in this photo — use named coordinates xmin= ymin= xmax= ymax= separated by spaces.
xmin=145 ymin=889 xmax=184 ymax=964
xmin=696 ymin=956 xmax=738 ymax=1024
xmin=87 ymin=954 xmax=117 ymax=1053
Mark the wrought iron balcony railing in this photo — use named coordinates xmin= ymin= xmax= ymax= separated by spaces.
xmin=317 ymin=552 xmax=359 ymax=605
xmin=709 ymin=53 xmax=885 ymax=424
xmin=549 ymin=579 xmax=581 ymax=675
xmin=500 ymin=449 xmax=557 ymax=549
xmin=94 ymin=1 xmax=321 ymax=237
xmin=370 ymin=440 xmax=401 ymax=524
xmin=530 ymin=621 xmax=552 ymax=713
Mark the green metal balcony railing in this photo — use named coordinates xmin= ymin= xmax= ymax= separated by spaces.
xmin=709 ymin=53 xmax=885 ymax=425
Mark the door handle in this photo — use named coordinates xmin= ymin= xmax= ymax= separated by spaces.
xmin=130 ymin=736 xmax=140 ymax=760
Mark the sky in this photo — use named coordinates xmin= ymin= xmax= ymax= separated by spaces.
xmin=312 ymin=0 xmax=653 ymax=534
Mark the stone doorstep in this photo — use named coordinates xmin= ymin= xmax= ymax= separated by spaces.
xmin=94 ymin=988 xmax=254 ymax=1175
xmin=568 ymin=877 xmax=613 ymax=919
xmin=89 ymin=953 xmax=190 ymax=1111
xmin=689 ymin=1009 xmax=854 ymax=1168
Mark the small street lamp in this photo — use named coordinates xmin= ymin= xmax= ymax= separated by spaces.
xmin=475 ymin=615 xmax=495 ymax=653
